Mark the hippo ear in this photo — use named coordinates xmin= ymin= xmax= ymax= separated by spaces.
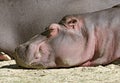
xmin=41 ymin=23 xmax=60 ymax=38
xmin=64 ymin=17 xmax=83 ymax=30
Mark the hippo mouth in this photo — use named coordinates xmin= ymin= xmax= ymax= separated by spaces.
xmin=14 ymin=52 xmax=46 ymax=69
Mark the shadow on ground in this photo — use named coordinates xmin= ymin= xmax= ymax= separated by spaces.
xmin=0 ymin=59 xmax=120 ymax=69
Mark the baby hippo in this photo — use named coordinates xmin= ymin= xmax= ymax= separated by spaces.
xmin=15 ymin=6 xmax=120 ymax=68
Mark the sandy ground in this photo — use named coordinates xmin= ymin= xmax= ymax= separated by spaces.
xmin=0 ymin=60 xmax=120 ymax=83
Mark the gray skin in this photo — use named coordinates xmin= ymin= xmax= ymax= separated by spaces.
xmin=15 ymin=7 xmax=120 ymax=68
xmin=1 ymin=0 xmax=119 ymax=58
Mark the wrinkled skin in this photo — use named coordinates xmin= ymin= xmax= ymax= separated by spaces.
xmin=15 ymin=6 xmax=120 ymax=68
xmin=0 ymin=0 xmax=120 ymax=59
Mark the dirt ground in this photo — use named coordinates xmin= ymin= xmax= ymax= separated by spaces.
xmin=0 ymin=60 xmax=120 ymax=83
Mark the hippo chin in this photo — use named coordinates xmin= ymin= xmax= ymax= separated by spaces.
xmin=15 ymin=6 xmax=120 ymax=69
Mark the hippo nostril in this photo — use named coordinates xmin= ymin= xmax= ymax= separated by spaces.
xmin=25 ymin=45 xmax=29 ymax=50
xmin=35 ymin=56 xmax=39 ymax=59
xmin=34 ymin=52 xmax=42 ymax=60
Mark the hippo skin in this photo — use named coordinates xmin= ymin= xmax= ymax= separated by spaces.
xmin=15 ymin=6 xmax=120 ymax=68
xmin=0 ymin=0 xmax=120 ymax=59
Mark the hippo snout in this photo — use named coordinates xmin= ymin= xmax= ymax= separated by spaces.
xmin=15 ymin=43 xmax=45 ymax=69
xmin=15 ymin=45 xmax=27 ymax=62
xmin=14 ymin=35 xmax=56 ymax=69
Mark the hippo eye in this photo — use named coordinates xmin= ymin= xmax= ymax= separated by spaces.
xmin=41 ymin=28 xmax=54 ymax=38
xmin=68 ymin=19 xmax=77 ymax=24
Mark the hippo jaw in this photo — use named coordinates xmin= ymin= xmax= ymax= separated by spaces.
xmin=15 ymin=51 xmax=46 ymax=69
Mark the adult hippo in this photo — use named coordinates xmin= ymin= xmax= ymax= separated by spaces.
xmin=1 ymin=0 xmax=119 ymax=60
xmin=15 ymin=6 xmax=120 ymax=68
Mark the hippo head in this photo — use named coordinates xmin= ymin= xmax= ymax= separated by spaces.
xmin=15 ymin=17 xmax=92 ymax=68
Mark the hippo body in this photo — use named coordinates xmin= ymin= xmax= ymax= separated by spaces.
xmin=1 ymin=0 xmax=119 ymax=58
xmin=15 ymin=6 xmax=120 ymax=68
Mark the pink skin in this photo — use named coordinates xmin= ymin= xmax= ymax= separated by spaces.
xmin=15 ymin=7 xmax=120 ymax=68
xmin=0 ymin=54 xmax=5 ymax=60
xmin=15 ymin=19 xmax=96 ymax=68
xmin=0 ymin=52 xmax=11 ymax=61
xmin=15 ymin=16 xmax=97 ymax=68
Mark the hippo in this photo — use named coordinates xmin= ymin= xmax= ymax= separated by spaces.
xmin=1 ymin=0 xmax=119 ymax=60
xmin=15 ymin=6 xmax=120 ymax=68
